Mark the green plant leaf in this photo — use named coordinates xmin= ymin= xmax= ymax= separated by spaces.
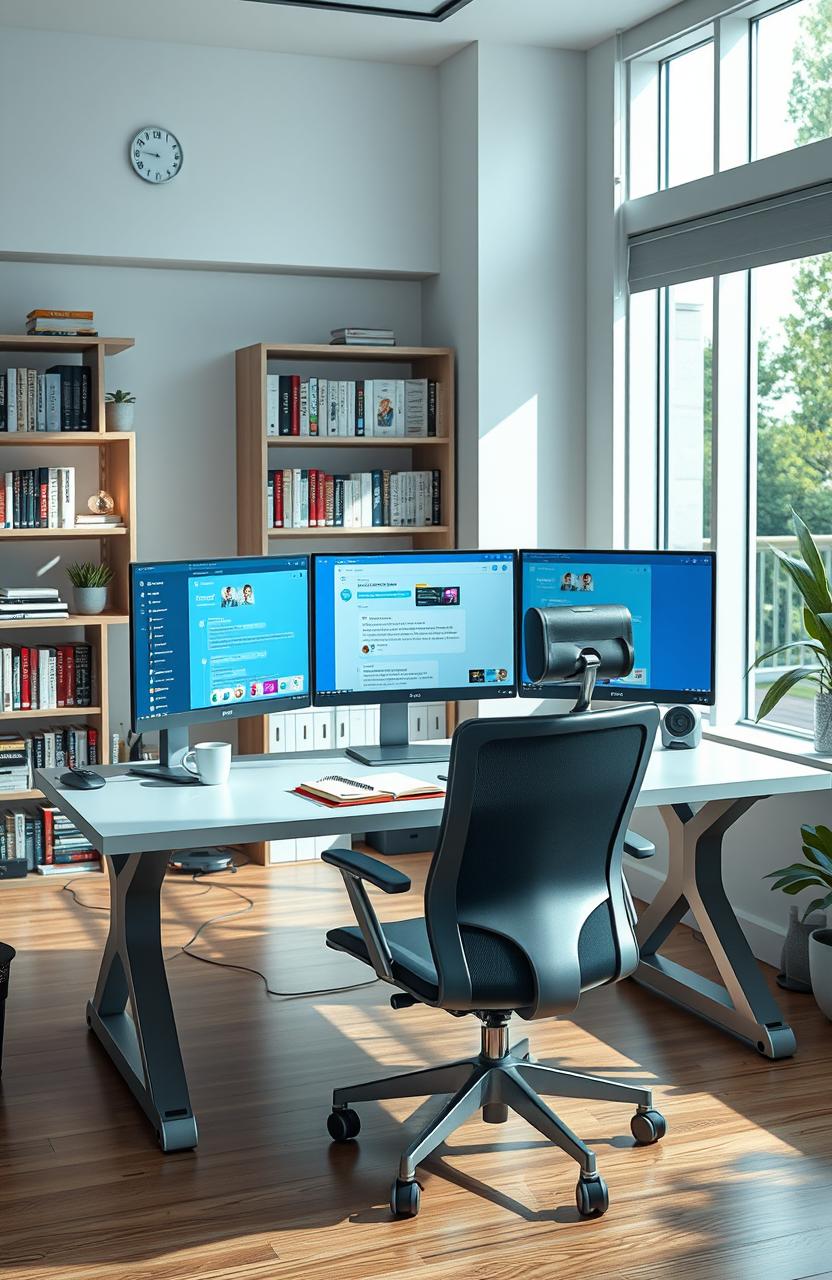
xmin=769 ymin=871 xmax=825 ymax=890
xmin=782 ymin=879 xmax=823 ymax=895
xmin=803 ymin=892 xmax=832 ymax=920
xmin=756 ymin=666 xmax=818 ymax=722
xmin=800 ymin=845 xmax=832 ymax=878
xmin=771 ymin=547 xmax=830 ymax=617
xmin=793 ymin=509 xmax=832 ymax=609
xmin=749 ymin=639 xmax=824 ymax=673
xmin=767 ymin=861 xmax=823 ymax=878
xmin=805 ymin=822 xmax=832 ymax=852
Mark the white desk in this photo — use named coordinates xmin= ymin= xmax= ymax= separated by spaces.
xmin=37 ymin=739 xmax=831 ymax=1151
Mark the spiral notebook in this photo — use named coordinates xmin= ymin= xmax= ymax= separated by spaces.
xmin=294 ymin=771 xmax=445 ymax=808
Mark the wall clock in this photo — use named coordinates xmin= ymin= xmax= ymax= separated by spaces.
xmin=129 ymin=126 xmax=183 ymax=184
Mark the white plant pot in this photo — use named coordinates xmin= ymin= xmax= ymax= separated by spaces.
xmin=105 ymin=401 xmax=134 ymax=430
xmin=814 ymin=692 xmax=832 ymax=752
xmin=74 ymin=585 xmax=108 ymax=615
xmin=809 ymin=928 xmax=832 ymax=1021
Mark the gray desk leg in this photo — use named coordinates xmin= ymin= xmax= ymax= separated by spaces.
xmin=86 ymin=850 xmax=198 ymax=1152
xmin=633 ymin=798 xmax=796 ymax=1060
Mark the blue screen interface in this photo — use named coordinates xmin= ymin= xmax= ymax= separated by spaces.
xmin=314 ymin=551 xmax=516 ymax=700
xmin=131 ymin=556 xmax=310 ymax=724
xmin=520 ymin=550 xmax=714 ymax=703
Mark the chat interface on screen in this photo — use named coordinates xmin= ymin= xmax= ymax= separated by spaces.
xmin=132 ymin=556 xmax=309 ymax=722
xmin=520 ymin=551 xmax=713 ymax=699
xmin=314 ymin=552 xmax=516 ymax=698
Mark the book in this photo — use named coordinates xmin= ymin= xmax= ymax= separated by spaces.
xmin=262 ymin=469 xmax=440 ymax=529
xmin=295 ymin=771 xmax=444 ymax=807
xmin=36 ymin=861 xmax=103 ymax=876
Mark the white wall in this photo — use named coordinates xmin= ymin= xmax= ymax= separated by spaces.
xmin=0 ymin=27 xmax=439 ymax=277
xmin=0 ymin=258 xmax=422 ymax=732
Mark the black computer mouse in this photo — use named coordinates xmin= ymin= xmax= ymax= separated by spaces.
xmin=60 ymin=769 xmax=106 ymax=790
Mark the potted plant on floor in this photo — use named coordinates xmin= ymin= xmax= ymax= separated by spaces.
xmin=751 ymin=510 xmax=832 ymax=752
xmin=767 ymin=824 xmax=832 ymax=1019
xmin=67 ymin=561 xmax=114 ymax=615
xmin=105 ymin=389 xmax=135 ymax=430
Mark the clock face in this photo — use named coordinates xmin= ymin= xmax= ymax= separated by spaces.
xmin=130 ymin=127 xmax=182 ymax=184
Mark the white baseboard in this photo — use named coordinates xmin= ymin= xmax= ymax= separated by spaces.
xmin=624 ymin=860 xmax=785 ymax=970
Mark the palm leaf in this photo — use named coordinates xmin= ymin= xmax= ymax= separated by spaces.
xmin=793 ymin=510 xmax=832 ymax=609
xmin=803 ymin=892 xmax=832 ymax=919
xmin=782 ymin=879 xmax=823 ymax=895
xmin=756 ymin=666 xmax=818 ymax=722
xmin=749 ymin=639 xmax=824 ymax=673
xmin=803 ymin=822 xmax=832 ymax=851
xmin=800 ymin=845 xmax=832 ymax=878
xmin=771 ymin=547 xmax=830 ymax=617
xmin=769 ymin=872 xmax=826 ymax=891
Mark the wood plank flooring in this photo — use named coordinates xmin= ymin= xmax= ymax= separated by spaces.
xmin=0 ymin=854 xmax=829 ymax=1280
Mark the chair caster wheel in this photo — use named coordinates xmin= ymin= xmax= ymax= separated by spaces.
xmin=390 ymin=1177 xmax=421 ymax=1218
xmin=576 ymin=1173 xmax=609 ymax=1218
xmin=631 ymin=1108 xmax=666 ymax=1145
xmin=327 ymin=1107 xmax=361 ymax=1142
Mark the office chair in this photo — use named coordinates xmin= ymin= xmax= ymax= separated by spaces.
xmin=322 ymin=706 xmax=665 ymax=1219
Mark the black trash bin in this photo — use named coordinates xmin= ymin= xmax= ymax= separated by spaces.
xmin=0 ymin=943 xmax=15 ymax=1074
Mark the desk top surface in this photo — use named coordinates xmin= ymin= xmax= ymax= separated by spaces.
xmin=37 ymin=737 xmax=831 ymax=856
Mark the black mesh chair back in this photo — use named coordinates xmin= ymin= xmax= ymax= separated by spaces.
xmin=424 ymin=706 xmax=658 ymax=1018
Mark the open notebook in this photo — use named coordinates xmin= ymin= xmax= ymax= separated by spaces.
xmin=294 ymin=771 xmax=445 ymax=807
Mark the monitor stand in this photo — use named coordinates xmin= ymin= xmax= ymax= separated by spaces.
xmin=128 ymin=726 xmax=200 ymax=785
xmin=346 ymin=703 xmax=449 ymax=768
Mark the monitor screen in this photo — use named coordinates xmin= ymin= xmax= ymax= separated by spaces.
xmin=519 ymin=549 xmax=715 ymax=705
xmin=130 ymin=555 xmax=311 ymax=731
xmin=313 ymin=550 xmax=517 ymax=705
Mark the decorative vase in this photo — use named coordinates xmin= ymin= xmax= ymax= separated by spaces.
xmin=74 ymin=586 xmax=108 ymax=615
xmin=809 ymin=927 xmax=832 ymax=1021
xmin=777 ymin=905 xmax=827 ymax=991
xmin=105 ymin=401 xmax=134 ymax=430
xmin=814 ymin=692 xmax=832 ymax=752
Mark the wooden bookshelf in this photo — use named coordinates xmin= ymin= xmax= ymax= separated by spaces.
xmin=235 ymin=341 xmax=456 ymax=864
xmin=0 ymin=335 xmax=136 ymax=813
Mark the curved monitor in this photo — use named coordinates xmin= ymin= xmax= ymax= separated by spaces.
xmin=518 ymin=549 xmax=715 ymax=706
xmin=313 ymin=549 xmax=517 ymax=706
xmin=130 ymin=554 xmax=311 ymax=733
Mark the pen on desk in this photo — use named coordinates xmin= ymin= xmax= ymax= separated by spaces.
xmin=437 ymin=774 xmax=448 ymax=782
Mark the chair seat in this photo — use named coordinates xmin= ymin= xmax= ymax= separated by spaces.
xmin=327 ymin=918 xmax=439 ymax=1001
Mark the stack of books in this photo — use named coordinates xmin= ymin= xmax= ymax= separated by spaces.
xmin=26 ymin=309 xmax=97 ymax=337
xmin=266 ymin=376 xmax=441 ymax=438
xmin=0 ymin=643 xmax=94 ymax=712
xmin=0 ymin=804 xmax=102 ymax=874
xmin=0 ymin=587 xmax=69 ymax=622
xmin=0 ymin=736 xmax=30 ymax=795
xmin=267 ymin=468 xmax=440 ymax=529
xmin=75 ymin=513 xmax=123 ymax=528
xmin=0 ymin=466 xmax=76 ymax=528
xmin=330 ymin=327 xmax=395 ymax=347
xmin=0 ymin=366 xmax=92 ymax=432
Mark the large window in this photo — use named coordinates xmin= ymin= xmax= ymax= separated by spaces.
xmin=753 ymin=0 xmax=832 ymax=160
xmin=662 ymin=42 xmax=715 ymax=188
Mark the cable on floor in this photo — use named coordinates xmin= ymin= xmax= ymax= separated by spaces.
xmin=62 ymin=860 xmax=379 ymax=1001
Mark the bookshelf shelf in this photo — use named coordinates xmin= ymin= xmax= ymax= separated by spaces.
xmin=1 ymin=334 xmax=136 ymax=818
xmin=235 ymin=340 xmax=456 ymax=865
xmin=0 ymin=706 xmax=102 ymax=723
xmin=0 ymin=614 xmax=129 ymax=632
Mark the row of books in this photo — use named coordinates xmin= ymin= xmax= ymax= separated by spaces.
xmin=1 ymin=805 xmax=101 ymax=874
xmin=25 ymin=308 xmax=98 ymax=337
xmin=0 ymin=644 xmax=95 ymax=712
xmin=1 ymin=467 xmax=76 ymax=529
xmin=0 ymin=366 xmax=93 ymax=432
xmin=329 ymin=327 xmax=395 ymax=347
xmin=0 ymin=587 xmax=69 ymax=621
xmin=267 ymin=469 xmax=441 ymax=529
xmin=0 ymin=727 xmax=99 ymax=793
xmin=266 ymin=376 xmax=442 ymax=439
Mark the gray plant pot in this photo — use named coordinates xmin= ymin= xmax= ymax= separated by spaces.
xmin=777 ymin=905 xmax=827 ymax=991
xmin=105 ymin=401 xmax=134 ymax=430
xmin=814 ymin=692 xmax=832 ymax=752
xmin=74 ymin=586 xmax=108 ymax=615
xmin=809 ymin=928 xmax=832 ymax=1021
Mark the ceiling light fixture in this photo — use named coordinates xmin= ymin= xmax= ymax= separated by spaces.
xmin=246 ymin=0 xmax=474 ymax=21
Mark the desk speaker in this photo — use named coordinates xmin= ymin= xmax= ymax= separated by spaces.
xmin=660 ymin=705 xmax=701 ymax=750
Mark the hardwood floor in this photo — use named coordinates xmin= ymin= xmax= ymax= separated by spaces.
xmin=0 ymin=854 xmax=830 ymax=1280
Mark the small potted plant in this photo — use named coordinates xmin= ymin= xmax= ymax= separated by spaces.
xmin=750 ymin=510 xmax=832 ymax=751
xmin=767 ymin=823 xmax=832 ymax=1019
xmin=105 ymin=389 xmax=135 ymax=430
xmin=67 ymin=561 xmax=114 ymax=615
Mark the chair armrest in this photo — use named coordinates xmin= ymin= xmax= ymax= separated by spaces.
xmin=321 ymin=847 xmax=411 ymax=894
xmin=624 ymin=830 xmax=655 ymax=859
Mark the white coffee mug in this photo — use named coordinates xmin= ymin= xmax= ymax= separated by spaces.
xmin=182 ymin=741 xmax=232 ymax=786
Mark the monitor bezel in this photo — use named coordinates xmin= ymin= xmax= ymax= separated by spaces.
xmin=129 ymin=554 xmax=312 ymax=734
xmin=516 ymin=548 xmax=716 ymax=707
xmin=311 ymin=548 xmax=519 ymax=708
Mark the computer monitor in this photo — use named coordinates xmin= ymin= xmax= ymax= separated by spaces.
xmin=518 ymin=549 xmax=715 ymax=706
xmin=130 ymin=554 xmax=311 ymax=781
xmin=313 ymin=549 xmax=517 ymax=765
